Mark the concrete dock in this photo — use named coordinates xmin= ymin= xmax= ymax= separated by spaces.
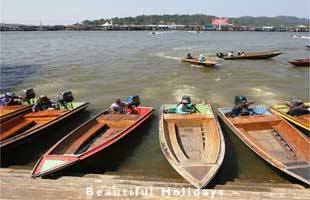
xmin=0 ymin=168 xmax=309 ymax=199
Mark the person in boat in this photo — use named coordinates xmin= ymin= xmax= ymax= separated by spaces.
xmin=187 ymin=53 xmax=193 ymax=59
xmin=198 ymin=54 xmax=206 ymax=62
xmin=1 ymin=92 xmax=22 ymax=106
xmin=110 ymin=98 xmax=128 ymax=114
xmin=231 ymin=96 xmax=255 ymax=118
xmin=32 ymin=95 xmax=56 ymax=112
xmin=176 ymin=96 xmax=194 ymax=114
xmin=227 ymin=51 xmax=234 ymax=57
xmin=216 ymin=52 xmax=224 ymax=58
xmin=286 ymin=100 xmax=310 ymax=116
xmin=237 ymin=51 xmax=241 ymax=56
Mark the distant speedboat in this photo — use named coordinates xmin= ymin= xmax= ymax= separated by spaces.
xmin=291 ymin=35 xmax=310 ymax=39
xmin=288 ymin=59 xmax=310 ymax=66
xmin=181 ymin=57 xmax=217 ymax=67
xmin=216 ymin=51 xmax=282 ymax=60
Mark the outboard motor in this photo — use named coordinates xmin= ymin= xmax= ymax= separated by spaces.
xmin=181 ymin=95 xmax=191 ymax=104
xmin=21 ymin=89 xmax=36 ymax=104
xmin=216 ymin=52 xmax=224 ymax=58
xmin=127 ymin=96 xmax=140 ymax=114
xmin=58 ymin=91 xmax=74 ymax=109
xmin=127 ymin=96 xmax=140 ymax=107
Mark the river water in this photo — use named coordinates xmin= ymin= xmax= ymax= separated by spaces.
xmin=1 ymin=31 xmax=309 ymax=184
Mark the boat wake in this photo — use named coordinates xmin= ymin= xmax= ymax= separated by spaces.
xmin=291 ymin=35 xmax=310 ymax=39
xmin=155 ymin=52 xmax=180 ymax=60
xmin=190 ymin=64 xmax=203 ymax=68
xmin=173 ymin=45 xmax=204 ymax=50
xmin=172 ymin=85 xmax=200 ymax=102
xmin=149 ymin=31 xmax=174 ymax=35
xmin=250 ymin=87 xmax=279 ymax=104
xmin=187 ymin=31 xmax=200 ymax=34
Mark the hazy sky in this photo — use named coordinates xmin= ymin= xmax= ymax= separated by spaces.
xmin=1 ymin=0 xmax=309 ymax=25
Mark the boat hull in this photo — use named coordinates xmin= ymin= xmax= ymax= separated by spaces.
xmin=181 ymin=58 xmax=217 ymax=67
xmin=289 ymin=59 xmax=310 ymax=66
xmin=159 ymin=104 xmax=225 ymax=188
xmin=216 ymin=106 xmax=310 ymax=185
xmin=31 ymin=107 xmax=154 ymax=178
xmin=0 ymin=102 xmax=89 ymax=151
xmin=269 ymin=104 xmax=310 ymax=132
xmin=0 ymin=105 xmax=32 ymax=123
xmin=222 ymin=51 xmax=282 ymax=60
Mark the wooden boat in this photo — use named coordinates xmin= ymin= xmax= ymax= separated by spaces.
xmin=31 ymin=107 xmax=154 ymax=178
xmin=159 ymin=104 xmax=225 ymax=188
xmin=288 ymin=59 xmax=310 ymax=66
xmin=0 ymin=104 xmax=32 ymax=123
xmin=269 ymin=103 xmax=310 ymax=131
xmin=0 ymin=102 xmax=89 ymax=150
xmin=217 ymin=106 xmax=310 ymax=185
xmin=181 ymin=57 xmax=217 ymax=67
xmin=219 ymin=51 xmax=282 ymax=60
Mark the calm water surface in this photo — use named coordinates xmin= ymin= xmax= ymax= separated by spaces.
xmin=1 ymin=31 xmax=309 ymax=184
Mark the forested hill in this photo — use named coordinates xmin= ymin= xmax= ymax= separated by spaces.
xmin=82 ymin=15 xmax=309 ymax=26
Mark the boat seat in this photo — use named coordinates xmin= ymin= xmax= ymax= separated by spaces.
xmin=0 ymin=120 xmax=35 ymax=141
xmin=64 ymin=123 xmax=106 ymax=154
xmin=87 ymin=128 xmax=122 ymax=151
xmin=0 ymin=105 xmax=24 ymax=111
xmin=23 ymin=110 xmax=65 ymax=118
xmin=97 ymin=114 xmax=140 ymax=121
xmin=164 ymin=114 xmax=211 ymax=120
xmin=231 ymin=115 xmax=281 ymax=125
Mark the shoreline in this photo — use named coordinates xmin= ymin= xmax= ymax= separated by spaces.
xmin=1 ymin=30 xmax=309 ymax=33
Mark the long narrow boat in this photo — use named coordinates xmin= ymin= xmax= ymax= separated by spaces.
xmin=0 ymin=102 xmax=89 ymax=150
xmin=0 ymin=104 xmax=32 ymax=123
xmin=216 ymin=106 xmax=310 ymax=185
xmin=269 ymin=103 xmax=310 ymax=131
xmin=31 ymin=106 xmax=154 ymax=178
xmin=181 ymin=57 xmax=217 ymax=67
xmin=288 ymin=59 xmax=310 ymax=66
xmin=218 ymin=51 xmax=282 ymax=60
xmin=159 ymin=104 xmax=225 ymax=188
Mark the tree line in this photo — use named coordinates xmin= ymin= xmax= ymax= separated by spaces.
xmin=82 ymin=14 xmax=309 ymax=26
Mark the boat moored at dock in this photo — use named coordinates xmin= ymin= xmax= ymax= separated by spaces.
xmin=31 ymin=106 xmax=154 ymax=178
xmin=159 ymin=103 xmax=225 ymax=188
xmin=0 ymin=105 xmax=32 ymax=123
xmin=0 ymin=101 xmax=89 ymax=151
xmin=216 ymin=105 xmax=310 ymax=185
xmin=269 ymin=103 xmax=310 ymax=132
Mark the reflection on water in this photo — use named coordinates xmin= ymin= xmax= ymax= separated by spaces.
xmin=1 ymin=31 xmax=309 ymax=184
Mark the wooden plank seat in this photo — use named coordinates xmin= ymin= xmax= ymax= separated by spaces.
xmin=230 ymin=115 xmax=281 ymax=125
xmin=0 ymin=105 xmax=24 ymax=111
xmin=164 ymin=114 xmax=211 ymax=120
xmin=87 ymin=128 xmax=122 ymax=151
xmin=0 ymin=120 xmax=35 ymax=141
xmin=64 ymin=123 xmax=106 ymax=154
xmin=23 ymin=110 xmax=66 ymax=119
xmin=97 ymin=114 xmax=140 ymax=121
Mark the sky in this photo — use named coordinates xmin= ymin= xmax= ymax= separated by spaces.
xmin=1 ymin=0 xmax=309 ymax=25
